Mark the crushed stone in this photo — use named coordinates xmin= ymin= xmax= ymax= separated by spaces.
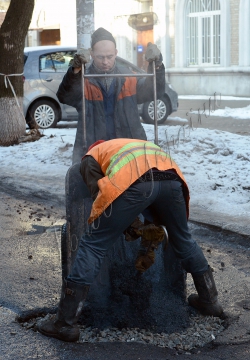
xmin=27 ymin=313 xmax=224 ymax=350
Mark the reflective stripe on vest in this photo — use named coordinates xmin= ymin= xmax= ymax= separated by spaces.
xmin=106 ymin=141 xmax=171 ymax=179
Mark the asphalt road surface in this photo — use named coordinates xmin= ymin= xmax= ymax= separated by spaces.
xmin=1 ymin=97 xmax=250 ymax=359
xmin=0 ymin=186 xmax=250 ymax=359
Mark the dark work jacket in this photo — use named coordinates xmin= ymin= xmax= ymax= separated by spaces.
xmin=98 ymin=79 xmax=116 ymax=140
xmin=57 ymin=61 xmax=165 ymax=164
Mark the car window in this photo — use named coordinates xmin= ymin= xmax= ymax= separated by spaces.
xmin=39 ymin=51 xmax=76 ymax=73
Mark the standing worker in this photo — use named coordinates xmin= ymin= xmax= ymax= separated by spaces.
xmin=38 ymin=138 xmax=224 ymax=342
xmin=56 ymin=27 xmax=165 ymax=163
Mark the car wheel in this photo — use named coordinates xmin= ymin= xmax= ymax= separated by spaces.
xmin=142 ymin=97 xmax=171 ymax=125
xmin=28 ymin=100 xmax=59 ymax=129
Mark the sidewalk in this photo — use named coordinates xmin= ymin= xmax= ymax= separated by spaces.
xmin=171 ymin=96 xmax=250 ymax=136
xmin=190 ymin=204 xmax=250 ymax=237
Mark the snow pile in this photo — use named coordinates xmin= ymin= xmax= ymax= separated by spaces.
xmin=1 ymin=121 xmax=250 ymax=220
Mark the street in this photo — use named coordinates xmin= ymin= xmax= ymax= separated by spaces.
xmin=1 ymin=188 xmax=250 ymax=359
xmin=1 ymin=97 xmax=250 ymax=359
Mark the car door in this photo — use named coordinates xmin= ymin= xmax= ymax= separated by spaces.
xmin=39 ymin=50 xmax=77 ymax=117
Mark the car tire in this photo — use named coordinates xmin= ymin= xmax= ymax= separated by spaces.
xmin=142 ymin=96 xmax=171 ymax=125
xmin=27 ymin=99 xmax=59 ymax=129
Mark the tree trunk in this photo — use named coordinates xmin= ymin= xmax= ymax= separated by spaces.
xmin=0 ymin=0 xmax=34 ymax=146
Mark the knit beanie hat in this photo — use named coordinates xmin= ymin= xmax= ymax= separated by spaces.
xmin=91 ymin=27 xmax=116 ymax=48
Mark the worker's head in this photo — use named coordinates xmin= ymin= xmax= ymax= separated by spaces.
xmin=90 ymin=28 xmax=117 ymax=71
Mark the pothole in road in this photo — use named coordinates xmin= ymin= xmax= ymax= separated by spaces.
xmin=16 ymin=302 xmax=226 ymax=351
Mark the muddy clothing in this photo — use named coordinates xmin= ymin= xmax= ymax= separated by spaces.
xmin=80 ymin=139 xmax=189 ymax=223
xmin=67 ymin=138 xmax=208 ymax=285
xmin=56 ymin=61 xmax=166 ymax=164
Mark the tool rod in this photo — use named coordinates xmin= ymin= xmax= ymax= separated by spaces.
xmin=81 ymin=68 xmax=158 ymax=149
xmin=83 ymin=73 xmax=154 ymax=78
xmin=152 ymin=61 xmax=158 ymax=146
xmin=81 ymin=64 xmax=87 ymax=154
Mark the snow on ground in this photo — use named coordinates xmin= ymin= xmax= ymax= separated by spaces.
xmin=145 ymin=124 xmax=250 ymax=218
xmin=1 ymin=108 xmax=250 ymax=219
xmin=196 ymin=105 xmax=250 ymax=119
xmin=179 ymin=95 xmax=250 ymax=101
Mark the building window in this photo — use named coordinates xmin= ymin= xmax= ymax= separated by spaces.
xmin=186 ymin=0 xmax=221 ymax=66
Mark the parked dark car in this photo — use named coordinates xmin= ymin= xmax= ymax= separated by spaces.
xmin=23 ymin=46 xmax=178 ymax=129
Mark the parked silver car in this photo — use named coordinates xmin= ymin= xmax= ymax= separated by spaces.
xmin=23 ymin=46 xmax=77 ymax=129
xmin=23 ymin=45 xmax=178 ymax=129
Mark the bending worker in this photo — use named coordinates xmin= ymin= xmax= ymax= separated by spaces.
xmin=38 ymin=138 xmax=224 ymax=342
xmin=56 ymin=27 xmax=165 ymax=163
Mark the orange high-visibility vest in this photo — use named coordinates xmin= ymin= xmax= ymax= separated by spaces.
xmin=85 ymin=139 xmax=189 ymax=223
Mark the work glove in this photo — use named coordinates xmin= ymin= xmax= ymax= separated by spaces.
xmin=145 ymin=42 xmax=163 ymax=68
xmin=134 ymin=224 xmax=165 ymax=273
xmin=135 ymin=223 xmax=165 ymax=245
xmin=124 ymin=216 xmax=144 ymax=242
xmin=135 ymin=247 xmax=155 ymax=273
xmin=71 ymin=48 xmax=90 ymax=68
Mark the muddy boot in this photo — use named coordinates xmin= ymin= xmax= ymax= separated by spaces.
xmin=188 ymin=266 xmax=223 ymax=317
xmin=38 ymin=279 xmax=89 ymax=342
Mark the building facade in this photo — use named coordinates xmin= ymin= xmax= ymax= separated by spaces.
xmin=1 ymin=0 xmax=248 ymax=96
xmin=0 ymin=0 xmax=77 ymax=46
xmin=95 ymin=0 xmax=249 ymax=96
xmin=27 ymin=0 xmax=77 ymax=47
xmin=168 ymin=0 xmax=250 ymax=96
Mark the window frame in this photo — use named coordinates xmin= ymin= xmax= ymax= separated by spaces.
xmin=186 ymin=3 xmax=221 ymax=67
xmin=39 ymin=51 xmax=75 ymax=73
xmin=174 ymin=0 xmax=230 ymax=68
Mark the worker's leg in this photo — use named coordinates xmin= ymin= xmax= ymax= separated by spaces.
xmin=149 ymin=180 xmax=208 ymax=274
xmin=67 ymin=181 xmax=159 ymax=285
xmin=150 ymin=180 xmax=223 ymax=316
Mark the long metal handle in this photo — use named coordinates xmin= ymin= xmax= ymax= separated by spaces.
xmin=81 ymin=65 xmax=159 ymax=150
xmin=83 ymin=73 xmax=154 ymax=78
xmin=81 ymin=64 xmax=87 ymax=154
xmin=152 ymin=60 xmax=158 ymax=146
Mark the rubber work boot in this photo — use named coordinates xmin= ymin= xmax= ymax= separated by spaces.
xmin=38 ymin=279 xmax=89 ymax=342
xmin=188 ymin=266 xmax=223 ymax=317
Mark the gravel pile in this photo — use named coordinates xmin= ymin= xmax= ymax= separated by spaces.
xmin=30 ymin=314 xmax=224 ymax=350
xmin=78 ymin=315 xmax=224 ymax=350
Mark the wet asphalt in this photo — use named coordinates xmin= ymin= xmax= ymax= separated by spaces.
xmin=1 ymin=97 xmax=250 ymax=359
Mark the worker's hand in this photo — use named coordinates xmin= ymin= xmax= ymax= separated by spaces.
xmin=135 ymin=248 xmax=155 ymax=273
xmin=134 ymin=224 xmax=165 ymax=273
xmin=135 ymin=224 xmax=165 ymax=246
xmin=124 ymin=217 xmax=144 ymax=242
xmin=145 ymin=42 xmax=163 ymax=68
xmin=71 ymin=48 xmax=91 ymax=69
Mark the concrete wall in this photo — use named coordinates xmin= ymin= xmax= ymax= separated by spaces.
xmin=230 ymin=0 xmax=239 ymax=65
xmin=166 ymin=67 xmax=250 ymax=97
xmin=29 ymin=0 xmax=76 ymax=46
xmin=169 ymin=0 xmax=250 ymax=96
